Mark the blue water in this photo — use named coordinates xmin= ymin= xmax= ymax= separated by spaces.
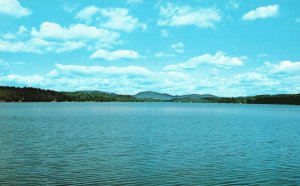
xmin=0 ymin=103 xmax=300 ymax=185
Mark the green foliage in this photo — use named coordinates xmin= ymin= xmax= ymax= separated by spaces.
xmin=0 ymin=86 xmax=299 ymax=105
xmin=0 ymin=86 xmax=68 ymax=102
xmin=170 ymin=98 xmax=210 ymax=103
xmin=0 ymin=86 xmax=143 ymax=102
xmin=205 ymin=94 xmax=300 ymax=105
xmin=64 ymin=92 xmax=142 ymax=102
xmin=245 ymin=94 xmax=300 ymax=105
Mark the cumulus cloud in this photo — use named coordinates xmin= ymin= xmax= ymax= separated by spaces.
xmin=264 ymin=61 xmax=300 ymax=73
xmin=242 ymin=5 xmax=279 ymax=21
xmin=89 ymin=49 xmax=139 ymax=60
xmin=0 ymin=0 xmax=31 ymax=18
xmin=1 ymin=59 xmax=299 ymax=96
xmin=0 ymin=38 xmax=85 ymax=53
xmin=0 ymin=63 xmax=199 ymax=95
xmin=0 ymin=22 xmax=121 ymax=53
xmin=230 ymin=60 xmax=300 ymax=95
xmin=157 ymin=3 xmax=221 ymax=28
xmin=232 ymin=74 xmax=280 ymax=95
xmin=233 ymin=71 xmax=299 ymax=96
xmin=164 ymin=51 xmax=246 ymax=70
xmin=235 ymin=72 xmax=280 ymax=87
xmin=31 ymin=22 xmax=120 ymax=44
xmin=55 ymin=64 xmax=151 ymax=76
xmin=75 ymin=6 xmax=99 ymax=23
xmin=75 ymin=7 xmax=146 ymax=32
xmin=100 ymin=8 xmax=147 ymax=32
xmin=2 ymin=33 xmax=16 ymax=40
xmin=0 ymin=39 xmax=36 ymax=53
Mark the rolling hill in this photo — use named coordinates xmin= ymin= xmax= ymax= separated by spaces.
xmin=134 ymin=91 xmax=217 ymax=101
xmin=134 ymin=91 xmax=174 ymax=101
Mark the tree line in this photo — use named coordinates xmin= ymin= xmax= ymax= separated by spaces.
xmin=0 ymin=86 xmax=144 ymax=102
xmin=0 ymin=86 xmax=299 ymax=105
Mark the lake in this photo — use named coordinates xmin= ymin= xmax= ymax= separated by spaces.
xmin=0 ymin=103 xmax=300 ymax=185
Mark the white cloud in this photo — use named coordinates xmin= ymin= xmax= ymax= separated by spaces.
xmin=242 ymin=5 xmax=279 ymax=21
xmin=55 ymin=64 xmax=151 ymax=76
xmin=236 ymin=72 xmax=267 ymax=81
xmin=0 ymin=0 xmax=31 ymax=18
xmin=90 ymin=49 xmax=139 ymax=60
xmin=100 ymin=8 xmax=146 ymax=32
xmin=0 ymin=62 xmax=197 ymax=95
xmin=31 ymin=22 xmax=120 ymax=45
xmin=157 ymin=3 xmax=221 ymax=28
xmin=235 ymin=72 xmax=281 ymax=93
xmin=231 ymin=60 xmax=300 ymax=95
xmin=1 ymin=26 xmax=28 ymax=40
xmin=264 ymin=61 xmax=300 ymax=73
xmin=2 ymin=33 xmax=16 ymax=40
xmin=126 ymin=0 xmax=143 ymax=4
xmin=154 ymin=42 xmax=184 ymax=58
xmin=17 ymin=25 xmax=27 ymax=35
xmin=27 ymin=38 xmax=75 ymax=53
xmin=154 ymin=51 xmax=176 ymax=58
xmin=75 ymin=7 xmax=146 ymax=32
xmin=160 ymin=29 xmax=169 ymax=37
xmin=0 ymin=63 xmax=252 ymax=96
xmin=1 ymin=58 xmax=299 ymax=96
xmin=0 ymin=38 xmax=85 ymax=53
xmin=0 ymin=22 xmax=120 ymax=54
xmin=33 ymin=64 xmax=198 ymax=94
xmin=75 ymin=6 xmax=99 ymax=23
xmin=164 ymin=51 xmax=246 ymax=70
xmin=0 ymin=39 xmax=34 ymax=53
xmin=171 ymin=42 xmax=184 ymax=53
xmin=0 ymin=74 xmax=44 ymax=85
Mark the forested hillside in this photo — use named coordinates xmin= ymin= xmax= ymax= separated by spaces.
xmin=0 ymin=86 xmax=299 ymax=105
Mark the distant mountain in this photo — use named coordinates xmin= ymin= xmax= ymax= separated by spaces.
xmin=176 ymin=94 xmax=217 ymax=99
xmin=134 ymin=91 xmax=174 ymax=101
xmin=134 ymin=91 xmax=217 ymax=101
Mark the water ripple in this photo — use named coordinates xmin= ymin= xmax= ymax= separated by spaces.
xmin=0 ymin=103 xmax=300 ymax=185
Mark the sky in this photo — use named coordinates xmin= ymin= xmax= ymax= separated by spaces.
xmin=0 ymin=0 xmax=299 ymax=96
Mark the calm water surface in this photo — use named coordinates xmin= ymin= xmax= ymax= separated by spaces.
xmin=0 ymin=103 xmax=300 ymax=185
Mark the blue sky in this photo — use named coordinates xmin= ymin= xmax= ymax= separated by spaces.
xmin=0 ymin=0 xmax=299 ymax=96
